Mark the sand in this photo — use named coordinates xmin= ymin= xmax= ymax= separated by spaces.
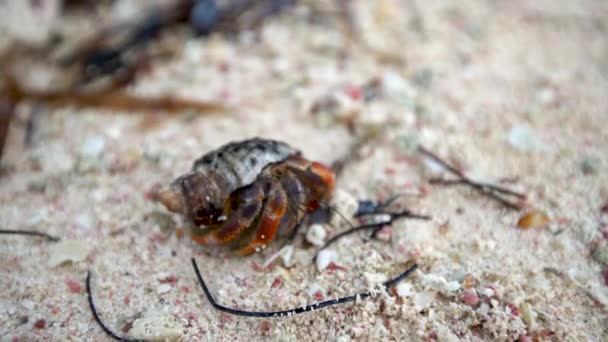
xmin=1 ymin=0 xmax=607 ymax=340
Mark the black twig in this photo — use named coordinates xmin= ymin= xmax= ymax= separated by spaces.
xmin=418 ymin=146 xmax=526 ymax=210
xmin=191 ymin=258 xmax=417 ymax=317
xmin=0 ymin=229 xmax=60 ymax=242
xmin=314 ymin=209 xmax=431 ymax=261
xmin=86 ymin=271 xmax=143 ymax=342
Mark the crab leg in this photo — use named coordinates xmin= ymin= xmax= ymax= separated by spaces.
xmin=239 ymin=181 xmax=288 ymax=256
xmin=191 ymin=183 xmax=264 ymax=245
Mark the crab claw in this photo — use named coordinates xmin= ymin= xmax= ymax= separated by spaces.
xmin=157 ymin=187 xmax=184 ymax=214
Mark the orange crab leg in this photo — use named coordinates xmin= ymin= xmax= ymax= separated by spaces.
xmin=310 ymin=161 xmax=335 ymax=194
xmin=191 ymin=183 xmax=264 ymax=245
xmin=239 ymin=182 xmax=288 ymax=256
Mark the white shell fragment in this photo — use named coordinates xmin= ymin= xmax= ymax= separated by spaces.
xmin=316 ymin=249 xmax=337 ymax=272
xmin=48 ymin=240 xmax=92 ymax=267
xmin=129 ymin=310 xmax=183 ymax=341
xmin=262 ymin=245 xmax=294 ymax=269
xmin=156 ymin=284 xmax=171 ymax=295
xmin=306 ymin=224 xmax=327 ymax=246
xmin=395 ymin=282 xmax=413 ymax=298
xmin=421 ymin=274 xmax=461 ymax=294
xmin=413 ymin=291 xmax=437 ymax=312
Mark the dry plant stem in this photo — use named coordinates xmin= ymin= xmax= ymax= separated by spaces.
xmin=86 ymin=272 xmax=142 ymax=342
xmin=417 ymin=146 xmax=525 ymax=210
xmin=191 ymin=258 xmax=417 ymax=317
xmin=0 ymin=229 xmax=60 ymax=242
xmin=10 ymin=88 xmax=225 ymax=114
xmin=315 ymin=210 xmax=431 ymax=261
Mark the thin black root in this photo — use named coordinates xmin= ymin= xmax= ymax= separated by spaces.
xmin=0 ymin=229 xmax=60 ymax=242
xmin=86 ymin=271 xmax=143 ymax=342
xmin=192 ymin=258 xmax=417 ymax=317
xmin=314 ymin=208 xmax=431 ymax=262
xmin=418 ymin=146 xmax=526 ymax=210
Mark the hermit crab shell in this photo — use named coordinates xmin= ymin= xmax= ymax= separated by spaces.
xmin=158 ymin=138 xmax=299 ymax=217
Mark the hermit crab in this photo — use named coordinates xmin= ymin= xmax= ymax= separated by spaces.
xmin=156 ymin=138 xmax=336 ymax=255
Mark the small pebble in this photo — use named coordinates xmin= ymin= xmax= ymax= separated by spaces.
xmin=507 ymin=125 xmax=541 ymax=152
xmin=34 ymin=319 xmax=46 ymax=329
xmin=421 ymin=274 xmax=460 ymax=293
xmin=65 ymin=279 xmax=82 ymax=293
xmin=306 ymin=224 xmax=327 ymax=246
xmin=580 ymin=157 xmax=601 ymax=175
xmin=520 ymin=302 xmax=536 ymax=331
xmin=395 ymin=282 xmax=413 ymax=298
xmin=259 ymin=320 xmax=272 ymax=333
xmin=536 ymin=87 xmax=556 ymax=105
xmin=482 ymin=288 xmax=495 ymax=297
xmin=48 ymin=240 xmax=92 ymax=267
xmin=157 ymin=284 xmax=171 ymax=295
xmin=517 ymin=210 xmax=550 ymax=229
xmin=80 ymin=135 xmax=106 ymax=158
xmin=316 ymin=250 xmax=337 ymax=272
xmin=130 ymin=310 xmax=183 ymax=341
xmin=462 ymin=288 xmax=480 ymax=306
xmin=462 ymin=274 xmax=476 ymax=289
xmin=413 ymin=291 xmax=436 ymax=311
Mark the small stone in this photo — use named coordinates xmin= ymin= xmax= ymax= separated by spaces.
xmin=482 ymin=288 xmax=495 ymax=297
xmin=48 ymin=240 xmax=92 ymax=267
xmin=517 ymin=210 xmax=550 ymax=229
xmin=316 ymin=250 xmax=337 ymax=272
xmin=65 ymin=279 xmax=82 ymax=293
xmin=80 ymin=135 xmax=106 ymax=158
xmin=462 ymin=274 xmax=476 ymax=289
xmin=413 ymin=291 xmax=436 ymax=311
xmin=436 ymin=324 xmax=459 ymax=342
xmin=581 ymin=157 xmax=601 ymax=175
xmin=22 ymin=300 xmax=35 ymax=311
xmin=520 ymin=302 xmax=536 ymax=331
xmin=129 ymin=310 xmax=183 ymax=341
xmin=421 ymin=274 xmax=460 ymax=294
xmin=34 ymin=319 xmax=46 ymax=329
xmin=306 ymin=224 xmax=327 ymax=246
xmin=462 ymin=288 xmax=479 ymax=306
xmin=157 ymin=284 xmax=171 ymax=295
xmin=383 ymin=70 xmax=415 ymax=100
xmin=507 ymin=125 xmax=540 ymax=152
xmin=536 ymin=87 xmax=556 ymax=105
xmin=395 ymin=282 xmax=413 ymax=298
